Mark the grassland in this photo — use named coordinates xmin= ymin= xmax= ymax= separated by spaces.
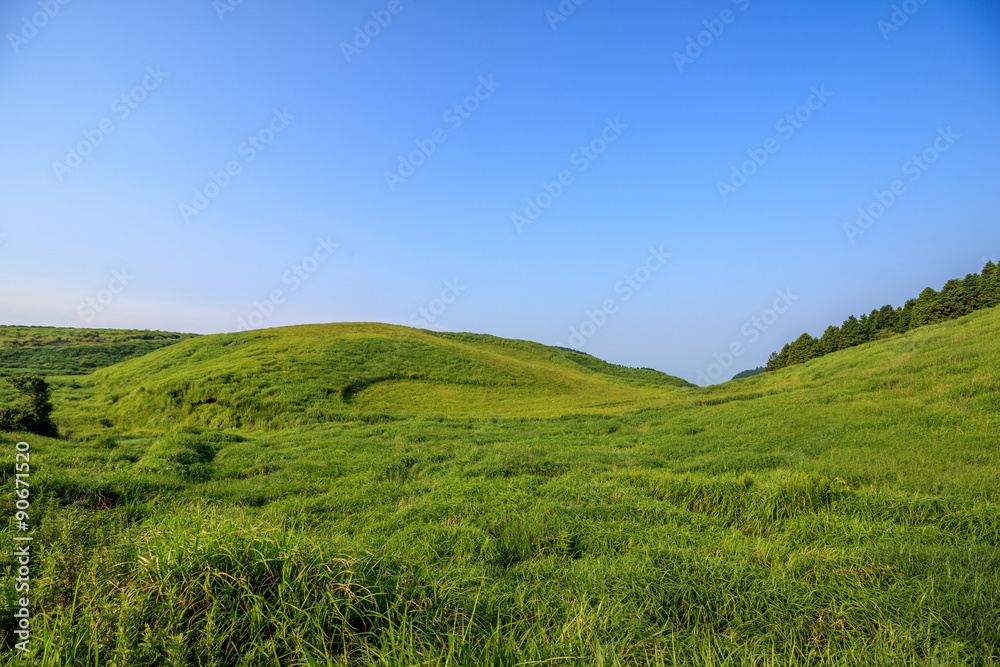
xmin=1 ymin=309 xmax=998 ymax=665
xmin=57 ymin=323 xmax=693 ymax=433
xmin=0 ymin=326 xmax=194 ymax=377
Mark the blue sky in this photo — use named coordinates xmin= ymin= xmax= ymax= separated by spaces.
xmin=1 ymin=0 xmax=998 ymax=385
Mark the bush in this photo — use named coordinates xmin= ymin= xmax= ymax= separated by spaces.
xmin=0 ymin=375 xmax=58 ymax=437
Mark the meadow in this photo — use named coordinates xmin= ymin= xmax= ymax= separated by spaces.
xmin=0 ymin=327 xmax=193 ymax=377
xmin=1 ymin=309 xmax=998 ymax=665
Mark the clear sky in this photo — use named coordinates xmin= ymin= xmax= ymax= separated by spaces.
xmin=2 ymin=0 xmax=998 ymax=385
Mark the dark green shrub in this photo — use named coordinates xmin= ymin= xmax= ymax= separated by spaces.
xmin=0 ymin=375 xmax=58 ymax=437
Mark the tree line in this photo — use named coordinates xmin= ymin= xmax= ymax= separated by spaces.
xmin=766 ymin=261 xmax=1000 ymax=372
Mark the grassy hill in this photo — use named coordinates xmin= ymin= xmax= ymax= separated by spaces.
xmin=0 ymin=326 xmax=194 ymax=376
xmin=61 ymin=323 xmax=693 ymax=432
xmin=1 ymin=311 xmax=998 ymax=664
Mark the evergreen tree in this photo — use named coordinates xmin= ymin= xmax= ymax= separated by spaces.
xmin=765 ymin=351 xmax=781 ymax=372
xmin=819 ymin=325 xmax=841 ymax=354
xmin=774 ymin=343 xmax=792 ymax=370
xmin=878 ymin=304 xmax=897 ymax=333
xmin=865 ymin=308 xmax=889 ymax=340
xmin=858 ymin=313 xmax=871 ymax=343
xmin=982 ymin=265 xmax=1000 ymax=308
xmin=911 ymin=287 xmax=941 ymax=326
xmin=840 ymin=315 xmax=864 ymax=348
xmin=787 ymin=333 xmax=820 ymax=365
xmin=982 ymin=261 xmax=996 ymax=284
xmin=937 ymin=279 xmax=968 ymax=320
xmin=959 ymin=273 xmax=982 ymax=312
xmin=896 ymin=299 xmax=916 ymax=333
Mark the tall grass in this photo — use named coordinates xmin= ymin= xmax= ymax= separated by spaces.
xmin=1 ymin=310 xmax=998 ymax=664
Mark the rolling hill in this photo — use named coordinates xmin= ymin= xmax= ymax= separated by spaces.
xmin=67 ymin=323 xmax=694 ymax=431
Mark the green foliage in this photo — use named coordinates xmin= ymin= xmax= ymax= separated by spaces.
xmin=839 ymin=314 xmax=865 ymax=348
xmin=818 ymin=325 xmax=841 ymax=354
xmin=897 ymin=298 xmax=916 ymax=333
xmin=786 ymin=333 xmax=821 ymax=365
xmin=982 ymin=261 xmax=1000 ymax=308
xmin=911 ymin=286 xmax=942 ymax=326
xmin=0 ymin=375 xmax=58 ymax=437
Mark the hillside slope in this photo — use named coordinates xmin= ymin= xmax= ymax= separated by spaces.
xmin=715 ymin=304 xmax=999 ymax=409
xmin=73 ymin=323 xmax=693 ymax=430
xmin=669 ymin=305 xmax=1000 ymax=496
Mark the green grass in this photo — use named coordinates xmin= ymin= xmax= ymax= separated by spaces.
xmin=1 ymin=310 xmax=999 ymax=665
xmin=0 ymin=326 xmax=194 ymax=376
xmin=53 ymin=322 xmax=693 ymax=433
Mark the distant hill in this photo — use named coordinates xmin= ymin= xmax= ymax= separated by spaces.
xmin=0 ymin=326 xmax=196 ymax=376
xmin=454 ymin=336 xmax=691 ymax=389
xmin=72 ymin=323 xmax=694 ymax=430
xmin=731 ymin=366 xmax=765 ymax=380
